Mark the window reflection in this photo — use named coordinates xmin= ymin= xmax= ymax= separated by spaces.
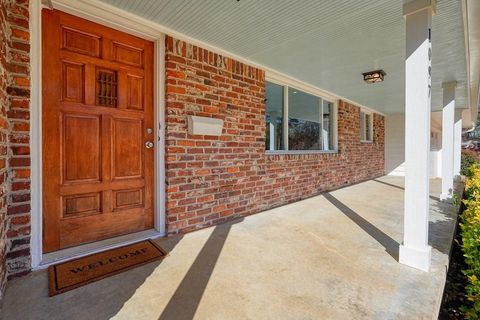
xmin=265 ymin=82 xmax=284 ymax=150
xmin=288 ymin=88 xmax=321 ymax=150
xmin=265 ymin=82 xmax=336 ymax=152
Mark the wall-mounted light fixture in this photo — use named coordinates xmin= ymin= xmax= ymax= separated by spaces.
xmin=362 ymin=70 xmax=386 ymax=84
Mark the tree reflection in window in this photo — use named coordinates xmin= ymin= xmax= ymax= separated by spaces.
xmin=265 ymin=82 xmax=284 ymax=150
xmin=288 ymin=88 xmax=321 ymax=150
xmin=265 ymin=81 xmax=336 ymax=151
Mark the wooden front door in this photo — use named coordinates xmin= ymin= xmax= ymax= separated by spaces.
xmin=42 ymin=10 xmax=155 ymax=253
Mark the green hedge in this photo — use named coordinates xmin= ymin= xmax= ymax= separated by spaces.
xmin=461 ymin=163 xmax=480 ymax=318
xmin=462 ymin=154 xmax=478 ymax=176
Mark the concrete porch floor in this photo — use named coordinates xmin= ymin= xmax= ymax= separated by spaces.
xmin=1 ymin=176 xmax=459 ymax=320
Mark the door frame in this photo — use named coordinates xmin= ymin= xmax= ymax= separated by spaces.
xmin=31 ymin=0 xmax=166 ymax=269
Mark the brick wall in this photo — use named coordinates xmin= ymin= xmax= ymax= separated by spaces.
xmin=0 ymin=0 xmax=31 ymax=294
xmin=0 ymin=0 xmax=10 ymax=296
xmin=165 ymin=36 xmax=385 ymax=235
xmin=0 ymin=20 xmax=384 ymax=294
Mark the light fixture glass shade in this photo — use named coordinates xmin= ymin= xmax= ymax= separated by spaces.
xmin=362 ymin=70 xmax=386 ymax=83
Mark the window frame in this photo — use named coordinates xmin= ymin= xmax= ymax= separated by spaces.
xmin=265 ymin=78 xmax=338 ymax=155
xmin=265 ymin=81 xmax=285 ymax=151
xmin=360 ymin=109 xmax=374 ymax=143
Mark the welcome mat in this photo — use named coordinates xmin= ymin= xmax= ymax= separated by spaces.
xmin=48 ymin=240 xmax=167 ymax=296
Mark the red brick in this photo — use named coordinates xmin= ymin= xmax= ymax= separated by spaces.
xmin=7 ymin=226 xmax=30 ymax=238
xmin=9 ymin=213 xmax=30 ymax=224
xmin=1 ymin=0 xmax=32 ymax=284
xmin=6 ymin=248 xmax=29 ymax=260
xmin=13 ymin=75 xmax=29 ymax=87
xmin=164 ymin=36 xmax=384 ymax=237
xmin=11 ymin=181 xmax=30 ymax=191
xmin=9 ymin=157 xmax=30 ymax=167
xmin=12 ymin=122 xmax=29 ymax=131
xmin=11 ymin=98 xmax=28 ymax=108
xmin=10 ymin=27 xmax=29 ymax=41
xmin=177 ymin=140 xmax=195 ymax=147
xmin=11 ymin=192 xmax=30 ymax=203
xmin=7 ymin=109 xmax=29 ymax=120
xmin=167 ymin=86 xmax=186 ymax=94
xmin=11 ymin=146 xmax=29 ymax=155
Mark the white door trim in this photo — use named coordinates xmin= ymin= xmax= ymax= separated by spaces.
xmin=30 ymin=0 xmax=43 ymax=269
xmin=30 ymin=1 xmax=166 ymax=269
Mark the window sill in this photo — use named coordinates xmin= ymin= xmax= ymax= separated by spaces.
xmin=266 ymin=150 xmax=339 ymax=155
xmin=360 ymin=140 xmax=373 ymax=143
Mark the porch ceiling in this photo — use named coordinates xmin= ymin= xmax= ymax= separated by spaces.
xmin=99 ymin=0 xmax=468 ymax=115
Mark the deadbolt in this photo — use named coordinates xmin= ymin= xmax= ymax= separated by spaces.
xmin=146 ymin=128 xmax=153 ymax=134
xmin=145 ymin=141 xmax=154 ymax=149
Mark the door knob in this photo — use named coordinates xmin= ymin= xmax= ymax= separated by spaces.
xmin=145 ymin=141 xmax=154 ymax=149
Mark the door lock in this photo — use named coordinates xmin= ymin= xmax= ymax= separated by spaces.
xmin=145 ymin=141 xmax=154 ymax=149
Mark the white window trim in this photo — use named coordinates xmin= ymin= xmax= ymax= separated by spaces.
xmin=360 ymin=109 xmax=374 ymax=143
xmin=265 ymin=78 xmax=339 ymax=154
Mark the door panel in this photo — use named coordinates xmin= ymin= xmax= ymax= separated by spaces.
xmin=113 ymin=119 xmax=143 ymax=179
xmin=112 ymin=42 xmax=144 ymax=67
xmin=127 ymin=75 xmax=144 ymax=110
xmin=63 ymin=193 xmax=101 ymax=217
xmin=113 ymin=188 xmax=144 ymax=211
xmin=62 ymin=62 xmax=85 ymax=103
xmin=42 ymin=9 xmax=155 ymax=253
xmin=62 ymin=114 xmax=101 ymax=183
xmin=61 ymin=26 xmax=101 ymax=57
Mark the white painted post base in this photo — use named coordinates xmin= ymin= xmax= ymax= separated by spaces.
xmin=440 ymin=193 xmax=453 ymax=202
xmin=399 ymin=244 xmax=432 ymax=272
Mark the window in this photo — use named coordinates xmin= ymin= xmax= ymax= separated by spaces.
xmin=322 ymin=100 xmax=335 ymax=150
xmin=265 ymin=82 xmax=284 ymax=151
xmin=288 ymin=88 xmax=321 ymax=150
xmin=265 ymin=81 xmax=337 ymax=152
xmin=360 ymin=110 xmax=373 ymax=142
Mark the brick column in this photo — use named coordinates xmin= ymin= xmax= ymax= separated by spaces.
xmin=0 ymin=0 xmax=31 ymax=294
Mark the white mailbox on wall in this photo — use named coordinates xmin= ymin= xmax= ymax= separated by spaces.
xmin=187 ymin=115 xmax=224 ymax=136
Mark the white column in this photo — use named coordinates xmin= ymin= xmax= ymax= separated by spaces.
xmin=454 ymin=109 xmax=462 ymax=177
xmin=440 ymin=81 xmax=457 ymax=201
xmin=399 ymin=0 xmax=436 ymax=272
xmin=440 ymin=82 xmax=457 ymax=201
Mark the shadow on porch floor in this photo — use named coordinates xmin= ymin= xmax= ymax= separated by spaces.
xmin=0 ymin=176 xmax=459 ymax=320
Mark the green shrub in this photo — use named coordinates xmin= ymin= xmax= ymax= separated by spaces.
xmin=461 ymin=163 xmax=480 ymax=318
xmin=462 ymin=154 xmax=478 ymax=176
